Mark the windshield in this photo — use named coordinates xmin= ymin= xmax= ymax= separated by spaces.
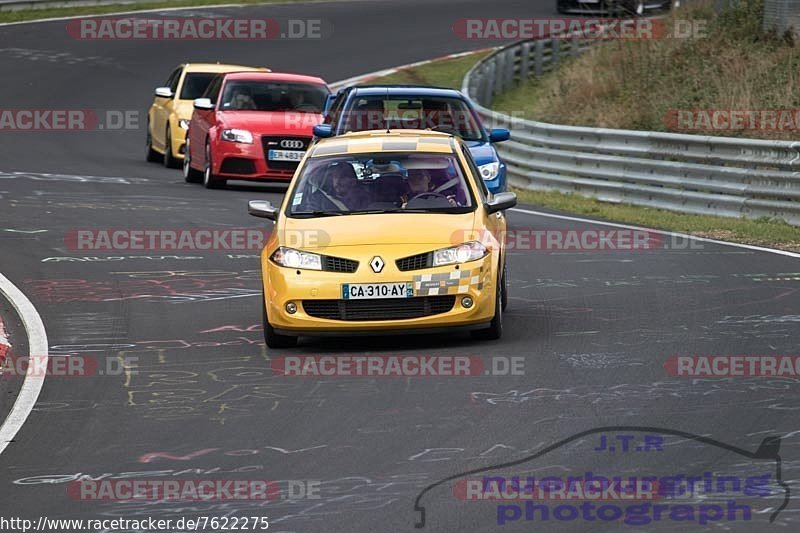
xmin=179 ymin=73 xmax=217 ymax=100
xmin=219 ymin=81 xmax=328 ymax=112
xmin=340 ymin=96 xmax=485 ymax=141
xmin=287 ymin=152 xmax=475 ymax=217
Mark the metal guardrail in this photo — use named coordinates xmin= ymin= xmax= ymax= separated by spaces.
xmin=0 ymin=0 xmax=152 ymax=12
xmin=463 ymin=34 xmax=800 ymax=226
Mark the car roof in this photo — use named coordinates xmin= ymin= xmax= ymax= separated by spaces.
xmin=221 ymin=71 xmax=327 ymax=85
xmin=182 ymin=63 xmax=270 ymax=74
xmin=347 ymin=85 xmax=466 ymax=99
xmin=310 ymin=129 xmax=456 ymax=157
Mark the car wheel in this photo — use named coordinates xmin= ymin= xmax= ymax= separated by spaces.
xmin=471 ymin=271 xmax=503 ymax=341
xmin=145 ymin=121 xmax=159 ymax=162
xmin=501 ymin=260 xmax=508 ymax=311
xmin=262 ymin=290 xmax=297 ymax=349
xmin=203 ymin=140 xmax=226 ymax=189
xmin=163 ymin=127 xmax=179 ymax=168
xmin=183 ymin=136 xmax=203 ymax=183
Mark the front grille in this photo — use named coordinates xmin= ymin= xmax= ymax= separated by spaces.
xmin=302 ymin=296 xmax=456 ymax=321
xmin=323 ymin=256 xmax=358 ymax=273
xmin=220 ymin=157 xmax=256 ymax=174
xmin=262 ymin=136 xmax=311 ymax=171
xmin=396 ymin=252 xmax=433 ymax=271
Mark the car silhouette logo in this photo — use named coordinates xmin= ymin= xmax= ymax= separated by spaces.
xmin=370 ymin=256 xmax=384 ymax=273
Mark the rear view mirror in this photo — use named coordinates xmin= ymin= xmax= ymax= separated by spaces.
xmin=154 ymin=87 xmax=173 ymax=98
xmin=485 ymin=192 xmax=516 ymax=214
xmin=488 ymin=128 xmax=510 ymax=143
xmin=313 ymin=124 xmax=334 ymax=138
xmin=248 ymin=200 xmax=278 ymax=221
xmin=193 ymin=98 xmax=214 ymax=110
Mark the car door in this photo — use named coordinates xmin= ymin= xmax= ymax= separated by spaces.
xmin=151 ymin=66 xmax=182 ymax=151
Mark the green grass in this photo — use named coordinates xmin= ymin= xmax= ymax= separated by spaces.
xmin=366 ymin=50 xmax=491 ymax=90
xmin=512 ymin=188 xmax=800 ymax=252
xmin=491 ymin=0 xmax=800 ymax=140
xmin=0 ymin=0 xmax=330 ymax=23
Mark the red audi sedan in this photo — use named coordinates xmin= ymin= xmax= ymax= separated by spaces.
xmin=183 ymin=72 xmax=330 ymax=188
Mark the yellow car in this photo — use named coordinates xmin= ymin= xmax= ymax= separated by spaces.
xmin=248 ymin=129 xmax=517 ymax=348
xmin=146 ymin=63 xmax=268 ymax=167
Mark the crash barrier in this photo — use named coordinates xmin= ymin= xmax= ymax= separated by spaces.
xmin=462 ymin=30 xmax=800 ymax=225
xmin=0 ymin=0 xmax=150 ymax=11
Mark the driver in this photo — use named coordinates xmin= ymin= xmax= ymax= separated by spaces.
xmin=309 ymin=162 xmax=368 ymax=211
xmin=228 ymin=86 xmax=256 ymax=110
xmin=401 ymin=169 xmax=458 ymax=208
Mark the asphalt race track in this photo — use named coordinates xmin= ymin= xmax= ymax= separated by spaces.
xmin=0 ymin=1 xmax=799 ymax=531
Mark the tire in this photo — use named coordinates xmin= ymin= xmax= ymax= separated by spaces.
xmin=471 ymin=271 xmax=503 ymax=341
xmin=145 ymin=121 xmax=159 ymax=162
xmin=203 ymin=140 xmax=226 ymax=189
xmin=262 ymin=290 xmax=297 ymax=349
xmin=183 ymin=135 xmax=202 ymax=182
xmin=163 ymin=127 xmax=179 ymax=168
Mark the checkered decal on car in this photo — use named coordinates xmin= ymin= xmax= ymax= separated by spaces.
xmin=311 ymin=135 xmax=454 ymax=157
xmin=413 ymin=267 xmax=483 ymax=296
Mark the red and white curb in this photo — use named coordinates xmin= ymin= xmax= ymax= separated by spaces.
xmin=0 ymin=273 xmax=48 ymax=455
xmin=0 ymin=315 xmax=9 ymax=364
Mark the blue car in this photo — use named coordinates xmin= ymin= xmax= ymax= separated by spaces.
xmin=313 ymin=85 xmax=510 ymax=193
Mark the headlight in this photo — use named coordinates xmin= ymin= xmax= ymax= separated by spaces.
xmin=178 ymin=119 xmax=190 ymax=130
xmin=221 ymin=128 xmax=253 ymax=144
xmin=478 ymin=162 xmax=500 ymax=181
xmin=432 ymin=241 xmax=487 ymax=266
xmin=270 ymin=247 xmax=322 ymax=270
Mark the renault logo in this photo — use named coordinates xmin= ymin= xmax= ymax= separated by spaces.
xmin=280 ymin=139 xmax=304 ymax=149
xmin=369 ymin=256 xmax=384 ymax=273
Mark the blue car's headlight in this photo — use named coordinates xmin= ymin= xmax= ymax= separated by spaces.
xmin=478 ymin=162 xmax=500 ymax=181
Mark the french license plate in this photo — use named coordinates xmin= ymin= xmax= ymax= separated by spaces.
xmin=342 ymin=282 xmax=413 ymax=300
xmin=268 ymin=149 xmax=305 ymax=162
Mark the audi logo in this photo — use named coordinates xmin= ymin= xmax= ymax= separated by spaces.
xmin=280 ymin=140 xmax=305 ymax=149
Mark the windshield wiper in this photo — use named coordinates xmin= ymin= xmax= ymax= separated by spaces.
xmin=290 ymin=210 xmax=346 ymax=218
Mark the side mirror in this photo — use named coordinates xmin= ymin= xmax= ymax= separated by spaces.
xmin=485 ymin=192 xmax=516 ymax=214
xmin=248 ymin=200 xmax=278 ymax=221
xmin=193 ymin=98 xmax=214 ymax=111
xmin=488 ymin=128 xmax=510 ymax=143
xmin=313 ymin=124 xmax=334 ymax=138
xmin=154 ymin=87 xmax=173 ymax=98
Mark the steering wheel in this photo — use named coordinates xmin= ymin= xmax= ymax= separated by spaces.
xmin=409 ymin=191 xmax=447 ymax=202
xmin=430 ymin=125 xmax=459 ymax=135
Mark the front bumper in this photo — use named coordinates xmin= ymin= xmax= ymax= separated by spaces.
xmin=263 ymin=248 xmax=497 ymax=334
xmin=212 ymin=136 xmax=307 ymax=182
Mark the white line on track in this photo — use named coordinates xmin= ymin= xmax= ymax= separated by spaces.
xmin=0 ymin=273 xmax=48 ymax=455
xmin=510 ymin=207 xmax=800 ymax=259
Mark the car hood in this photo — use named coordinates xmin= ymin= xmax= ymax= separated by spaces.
xmin=218 ymin=111 xmax=323 ymax=135
xmin=464 ymin=140 xmax=499 ymax=166
xmin=280 ymin=211 xmax=478 ymax=249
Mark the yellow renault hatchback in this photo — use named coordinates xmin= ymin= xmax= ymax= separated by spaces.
xmin=248 ymin=130 xmax=516 ymax=348
xmin=146 ymin=63 xmax=269 ymax=167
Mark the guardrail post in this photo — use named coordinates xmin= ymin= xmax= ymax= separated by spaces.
xmin=520 ymin=42 xmax=531 ymax=81
xmin=493 ymin=54 xmax=504 ymax=98
xmin=551 ymin=39 xmax=561 ymax=69
xmin=570 ymin=34 xmax=581 ymax=57
xmin=505 ymin=49 xmax=516 ymax=87
xmin=534 ymin=40 xmax=544 ymax=77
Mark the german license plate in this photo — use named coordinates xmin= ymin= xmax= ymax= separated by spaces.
xmin=268 ymin=149 xmax=305 ymax=161
xmin=342 ymin=282 xmax=413 ymax=300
